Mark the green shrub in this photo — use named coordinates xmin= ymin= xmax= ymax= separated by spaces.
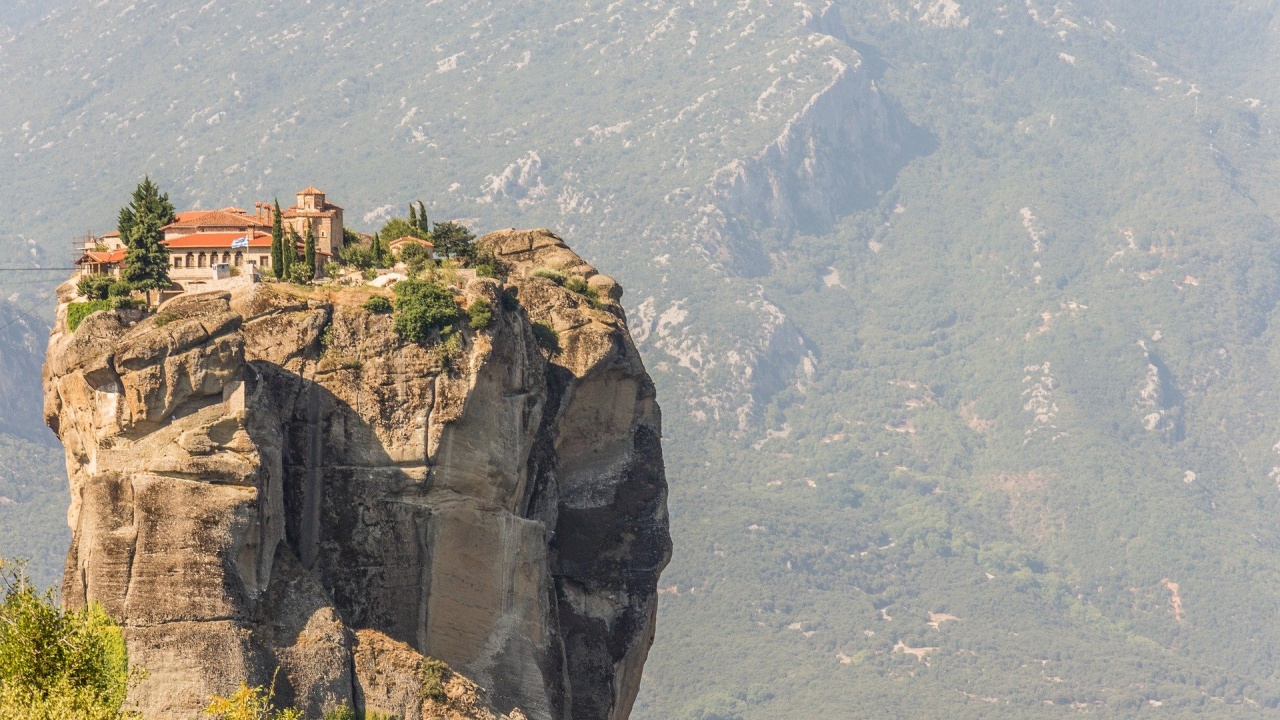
xmin=529 ymin=267 xmax=566 ymax=285
xmin=563 ymin=275 xmax=588 ymax=294
xmin=435 ymin=330 xmax=464 ymax=371
xmin=419 ymin=657 xmax=451 ymax=703
xmin=466 ymin=297 xmax=493 ymax=330
xmin=204 ymin=681 xmax=301 ymax=720
xmin=363 ymin=268 xmax=378 ymax=281
xmin=469 ymin=246 xmax=503 ymax=279
xmin=109 ymin=297 xmax=142 ymax=311
xmin=560 ymin=275 xmax=602 ymax=307
xmin=532 ymin=322 xmax=560 ymax=355
xmin=0 ymin=559 xmax=136 ymax=720
xmin=398 ymin=242 xmax=432 ymax=277
xmin=106 ymin=282 xmax=132 ymax=299
xmin=320 ymin=703 xmax=356 ymax=720
xmin=285 ymin=262 xmax=313 ymax=285
xmin=67 ymin=301 xmax=111 ymax=332
xmin=392 ymin=279 xmax=459 ymax=344
xmin=76 ymin=275 xmax=114 ymax=301
xmin=323 ymin=261 xmax=341 ymax=280
xmin=531 ymin=269 xmax=600 ymax=307
xmin=363 ymin=296 xmax=393 ymax=314
xmin=338 ymin=243 xmax=375 ymax=269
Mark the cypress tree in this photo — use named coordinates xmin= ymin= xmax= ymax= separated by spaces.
xmin=417 ymin=201 xmax=428 ymax=234
xmin=270 ymin=199 xmax=284 ymax=279
xmin=373 ymin=231 xmax=386 ymax=266
xmin=283 ymin=228 xmax=299 ymax=276
xmin=408 ymin=204 xmax=419 ymax=231
xmin=304 ymin=221 xmax=317 ymax=279
xmin=118 ymin=177 xmax=176 ymax=292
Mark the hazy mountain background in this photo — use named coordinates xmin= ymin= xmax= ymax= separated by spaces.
xmin=5 ymin=0 xmax=1280 ymax=716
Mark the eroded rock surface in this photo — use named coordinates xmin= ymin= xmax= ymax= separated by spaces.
xmin=43 ymin=230 xmax=671 ymax=720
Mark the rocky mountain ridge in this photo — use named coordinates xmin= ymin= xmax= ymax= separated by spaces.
xmin=42 ymin=230 xmax=669 ymax=720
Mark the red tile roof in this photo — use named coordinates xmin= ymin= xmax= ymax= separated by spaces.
xmin=162 ymin=231 xmax=273 ymax=249
xmin=389 ymin=235 xmax=435 ymax=248
xmin=298 ymin=186 xmax=325 ymax=195
xmin=165 ymin=210 xmax=267 ymax=230
xmin=75 ymin=249 xmax=127 ymax=265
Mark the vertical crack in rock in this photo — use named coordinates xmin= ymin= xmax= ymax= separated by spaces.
xmin=43 ymin=230 xmax=670 ymax=720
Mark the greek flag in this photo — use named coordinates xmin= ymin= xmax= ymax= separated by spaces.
xmin=231 ymin=235 xmax=250 ymax=249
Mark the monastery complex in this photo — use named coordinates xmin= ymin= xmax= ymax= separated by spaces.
xmin=76 ymin=187 xmax=345 ymax=292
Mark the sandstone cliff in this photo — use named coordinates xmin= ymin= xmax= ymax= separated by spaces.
xmin=42 ymin=230 xmax=671 ymax=720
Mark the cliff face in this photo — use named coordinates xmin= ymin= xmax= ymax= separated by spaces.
xmin=42 ymin=230 xmax=670 ymax=720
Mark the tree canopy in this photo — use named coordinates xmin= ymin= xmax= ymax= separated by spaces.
xmin=0 ymin=559 xmax=135 ymax=719
xmin=377 ymin=217 xmax=427 ymax=244
xmin=392 ymin=279 xmax=459 ymax=344
xmin=430 ymin=221 xmax=475 ymax=260
xmin=117 ymin=177 xmax=174 ymax=291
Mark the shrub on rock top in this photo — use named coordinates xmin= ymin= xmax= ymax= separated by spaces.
xmin=363 ymin=296 xmax=393 ymax=314
xmin=392 ymin=279 xmax=459 ymax=344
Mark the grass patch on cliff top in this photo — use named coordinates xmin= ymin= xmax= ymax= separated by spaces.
xmin=65 ymin=300 xmax=110 ymax=332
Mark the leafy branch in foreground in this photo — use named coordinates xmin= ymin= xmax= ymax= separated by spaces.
xmin=0 ymin=558 xmax=138 ymax=720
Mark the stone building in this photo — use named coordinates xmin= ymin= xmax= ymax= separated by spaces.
xmin=387 ymin=235 xmax=434 ymax=256
xmin=75 ymin=188 xmax=341 ymax=293
xmin=281 ymin=187 xmax=345 ymax=257
xmin=162 ymin=207 xmax=269 ymax=242
xmin=73 ymin=248 xmax=126 ymax=277
xmin=162 ymin=230 xmax=274 ymax=279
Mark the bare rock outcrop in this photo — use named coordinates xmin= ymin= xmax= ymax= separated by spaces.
xmin=43 ymin=230 xmax=671 ymax=720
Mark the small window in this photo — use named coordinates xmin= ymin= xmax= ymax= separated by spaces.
xmin=261 ymin=255 xmax=270 ymax=267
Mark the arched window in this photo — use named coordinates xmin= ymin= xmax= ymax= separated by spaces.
xmin=198 ymin=253 xmax=206 ymax=268
xmin=222 ymin=252 xmax=231 ymax=264
xmin=234 ymin=252 xmax=243 ymax=266
xmin=186 ymin=253 xmax=194 ymax=268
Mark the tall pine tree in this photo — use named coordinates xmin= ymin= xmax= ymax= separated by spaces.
xmin=118 ymin=177 xmax=176 ymax=291
xmin=304 ymin=221 xmax=317 ymax=279
xmin=270 ymin=198 xmax=285 ymax=279
xmin=408 ymin=204 xmax=418 ymax=231
xmin=431 ymin=221 xmax=475 ymax=260
xmin=417 ymin=201 xmax=428 ymax=233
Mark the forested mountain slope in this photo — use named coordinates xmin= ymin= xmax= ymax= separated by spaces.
xmin=0 ymin=302 xmax=66 ymax=590
xmin=6 ymin=0 xmax=1280 ymax=716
